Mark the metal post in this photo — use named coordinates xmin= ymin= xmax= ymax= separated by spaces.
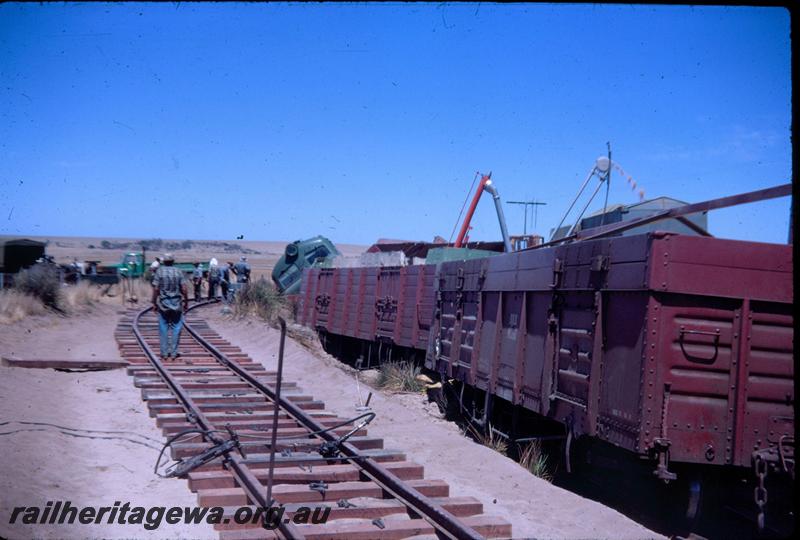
xmin=265 ymin=318 xmax=287 ymax=515
xmin=600 ymin=142 xmax=611 ymax=226
xmin=508 ymin=200 xmax=548 ymax=237
xmin=523 ymin=205 xmax=528 ymax=235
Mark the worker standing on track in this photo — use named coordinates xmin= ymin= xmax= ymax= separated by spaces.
xmin=220 ymin=262 xmax=232 ymax=302
xmin=151 ymin=253 xmax=189 ymax=361
xmin=149 ymin=257 xmax=161 ymax=279
xmin=233 ymin=256 xmax=251 ymax=284
xmin=207 ymin=257 xmax=219 ymax=299
xmin=192 ymin=262 xmax=203 ymax=301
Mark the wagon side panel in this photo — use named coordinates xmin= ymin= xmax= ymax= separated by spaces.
xmin=314 ymin=268 xmax=336 ymax=331
xmin=376 ymin=267 xmax=402 ymax=342
xmin=356 ymin=267 xmax=378 ymax=340
xmin=646 ymin=236 xmax=794 ymax=467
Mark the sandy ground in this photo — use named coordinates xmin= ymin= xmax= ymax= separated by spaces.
xmin=202 ymin=307 xmax=664 ymax=540
xmin=0 ymin=303 xmax=218 ymax=540
xmin=0 ymin=300 xmax=663 ymax=540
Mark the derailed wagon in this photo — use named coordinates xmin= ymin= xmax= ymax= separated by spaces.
xmin=296 ymin=183 xmax=793 ymax=534
xmin=428 ymin=232 xmax=792 ymax=473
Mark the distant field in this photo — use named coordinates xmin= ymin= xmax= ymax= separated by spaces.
xmin=1 ymin=235 xmax=367 ymax=281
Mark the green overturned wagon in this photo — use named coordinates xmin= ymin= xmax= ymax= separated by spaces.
xmin=272 ymin=236 xmax=339 ymax=295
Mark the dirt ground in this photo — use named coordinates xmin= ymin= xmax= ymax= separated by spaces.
xmin=0 ymin=302 xmax=663 ymax=540
xmin=0 ymin=302 xmax=218 ymax=539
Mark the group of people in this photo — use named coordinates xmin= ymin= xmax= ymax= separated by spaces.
xmin=150 ymin=254 xmax=251 ymax=360
xmin=149 ymin=256 xmax=251 ymax=302
xmin=191 ymin=256 xmax=251 ymax=301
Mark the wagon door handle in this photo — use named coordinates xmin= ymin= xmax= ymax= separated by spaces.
xmin=678 ymin=327 xmax=720 ymax=364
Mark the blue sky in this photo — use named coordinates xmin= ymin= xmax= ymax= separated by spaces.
xmin=0 ymin=3 xmax=792 ymax=245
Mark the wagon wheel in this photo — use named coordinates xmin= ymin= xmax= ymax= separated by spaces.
xmin=685 ymin=474 xmax=704 ymax=523
xmin=562 ymin=417 xmax=576 ymax=474
xmin=667 ymin=469 xmax=709 ymax=537
xmin=318 ymin=330 xmax=329 ymax=353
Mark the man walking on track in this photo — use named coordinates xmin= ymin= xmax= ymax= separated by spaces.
xmin=151 ymin=253 xmax=189 ymax=361
xmin=192 ymin=262 xmax=203 ymax=301
xmin=220 ymin=261 xmax=232 ymax=302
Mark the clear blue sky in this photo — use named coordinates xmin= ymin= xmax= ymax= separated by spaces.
xmin=0 ymin=3 xmax=792 ymax=245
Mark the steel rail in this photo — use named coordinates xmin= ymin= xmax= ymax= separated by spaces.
xmin=132 ymin=302 xmax=303 ymax=540
xmin=181 ymin=307 xmax=484 ymax=540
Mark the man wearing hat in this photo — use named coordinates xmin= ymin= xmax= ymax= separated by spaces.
xmin=233 ymin=256 xmax=251 ymax=284
xmin=151 ymin=253 xmax=189 ymax=360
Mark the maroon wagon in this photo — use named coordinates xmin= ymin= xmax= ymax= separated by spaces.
xmin=427 ymin=232 xmax=793 ymax=477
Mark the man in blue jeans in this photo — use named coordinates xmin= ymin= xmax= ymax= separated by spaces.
xmin=151 ymin=253 xmax=189 ymax=361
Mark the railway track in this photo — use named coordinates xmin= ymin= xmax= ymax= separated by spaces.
xmin=115 ymin=301 xmax=511 ymax=540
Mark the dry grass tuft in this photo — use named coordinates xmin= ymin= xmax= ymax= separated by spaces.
xmin=0 ymin=290 xmax=49 ymax=323
xmin=463 ymin=422 xmax=509 ymax=456
xmin=1 ymin=280 xmax=114 ymax=323
xmin=14 ymin=265 xmax=63 ymax=311
xmin=518 ymin=440 xmax=553 ymax=482
xmin=233 ymin=277 xmax=288 ymax=325
xmin=375 ymin=360 xmax=426 ymax=393
xmin=63 ymin=281 xmax=104 ymax=312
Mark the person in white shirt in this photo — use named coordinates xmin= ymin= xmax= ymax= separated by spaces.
xmin=207 ymin=257 xmax=219 ymax=299
xmin=150 ymin=257 xmax=161 ymax=276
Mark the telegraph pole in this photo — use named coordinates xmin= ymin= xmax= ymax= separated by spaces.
xmin=507 ymin=200 xmax=547 ymax=235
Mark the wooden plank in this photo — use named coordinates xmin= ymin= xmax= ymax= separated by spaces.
xmin=188 ymin=461 xmax=424 ymax=491
xmin=1 ymin=357 xmax=128 ymax=369
xmin=172 ymin=435 xmax=382 ymax=459
xmin=180 ymin=449 xmax=408 ymax=474
xmin=147 ymin=401 xmax=325 ymax=416
xmin=140 ymin=382 xmax=299 ymax=395
xmin=214 ymin=496 xmax=482 ymax=531
xmin=219 ymin=528 xmax=278 ymax=540
xmin=461 ymin=514 xmax=513 ymax=538
xmin=295 ymin=517 xmax=435 ymax=540
xmin=153 ymin=411 xmax=337 ymax=427
xmin=127 ymin=365 xmax=269 ymax=375
xmin=159 ymin=416 xmax=345 ymax=432
xmin=198 ymin=479 xmax=448 ymax=506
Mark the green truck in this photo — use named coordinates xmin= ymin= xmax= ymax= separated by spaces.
xmin=115 ymin=252 xmax=205 ymax=279
xmin=271 ymin=236 xmax=339 ymax=295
